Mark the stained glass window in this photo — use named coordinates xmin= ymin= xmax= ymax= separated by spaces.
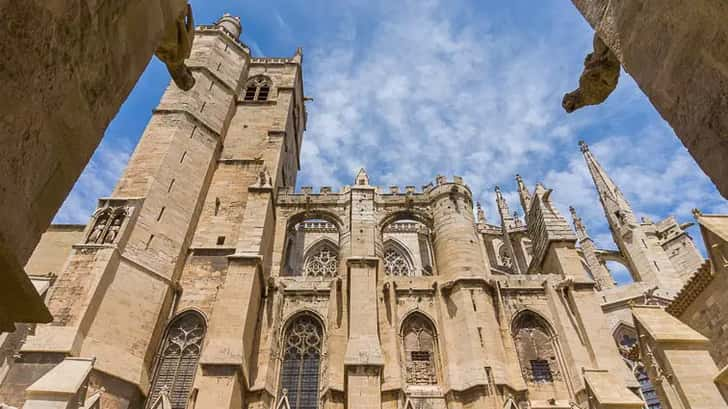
xmin=148 ymin=312 xmax=206 ymax=409
xmin=279 ymin=314 xmax=323 ymax=409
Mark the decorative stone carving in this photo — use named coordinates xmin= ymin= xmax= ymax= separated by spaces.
xmin=86 ymin=212 xmax=109 ymax=244
xmin=103 ymin=216 xmax=123 ymax=244
xmin=562 ymin=34 xmax=620 ymax=113
xmin=155 ymin=3 xmax=196 ymax=91
xmin=85 ymin=203 xmax=133 ymax=245
xmin=253 ymin=166 xmax=273 ymax=188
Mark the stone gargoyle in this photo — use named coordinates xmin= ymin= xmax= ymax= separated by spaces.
xmin=562 ymin=34 xmax=620 ymax=113
xmin=156 ymin=3 xmax=196 ymax=91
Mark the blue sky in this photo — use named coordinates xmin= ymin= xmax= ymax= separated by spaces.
xmin=55 ymin=0 xmax=726 ymax=283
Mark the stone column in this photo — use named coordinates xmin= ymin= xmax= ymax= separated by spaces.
xmin=0 ymin=0 xmax=193 ymax=329
xmin=569 ymin=0 xmax=728 ymax=199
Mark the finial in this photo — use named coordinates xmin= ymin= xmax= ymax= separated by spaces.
xmin=569 ymin=206 xmax=577 ymax=218
xmin=292 ymin=47 xmax=303 ymax=63
xmin=476 ymin=202 xmax=486 ymax=223
xmin=534 ymin=183 xmax=546 ymax=195
xmin=495 ymin=185 xmax=501 ymax=194
xmin=692 ymin=208 xmax=702 ymax=219
xmin=578 ymin=140 xmax=589 ymax=153
xmin=354 ymin=168 xmax=369 ymax=186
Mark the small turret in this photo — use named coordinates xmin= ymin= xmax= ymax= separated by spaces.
xmin=216 ymin=13 xmax=242 ymax=39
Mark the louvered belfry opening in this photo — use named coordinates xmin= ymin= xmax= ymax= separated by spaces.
xmin=147 ymin=311 xmax=206 ymax=409
xmin=279 ymin=314 xmax=324 ymax=409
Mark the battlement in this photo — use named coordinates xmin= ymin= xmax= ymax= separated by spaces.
xmin=251 ymin=57 xmax=299 ymax=65
xmin=196 ymin=25 xmax=250 ymax=54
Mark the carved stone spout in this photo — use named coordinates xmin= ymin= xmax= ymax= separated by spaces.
xmin=156 ymin=3 xmax=196 ymax=91
xmin=562 ymin=34 xmax=620 ymax=113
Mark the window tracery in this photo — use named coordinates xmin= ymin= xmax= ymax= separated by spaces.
xmin=303 ymin=244 xmax=338 ymax=277
xmin=402 ymin=314 xmax=438 ymax=385
xmin=147 ymin=312 xmax=206 ymax=409
xmin=279 ymin=314 xmax=323 ymax=409
xmin=383 ymin=244 xmax=414 ymax=276
xmin=243 ymin=76 xmax=272 ymax=101
xmin=512 ymin=313 xmax=561 ymax=384
xmin=613 ymin=325 xmax=662 ymax=409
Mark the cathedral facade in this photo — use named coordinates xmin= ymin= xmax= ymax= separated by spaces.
xmin=0 ymin=14 xmax=719 ymax=409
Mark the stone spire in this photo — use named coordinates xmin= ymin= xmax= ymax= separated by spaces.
xmin=515 ymin=174 xmax=532 ymax=222
xmin=569 ymin=206 xmax=589 ymax=241
xmin=494 ymin=185 xmax=512 ymax=225
xmin=579 ymin=140 xmax=637 ymax=228
xmin=494 ymin=186 xmax=520 ymax=273
xmin=354 ymin=168 xmax=370 ymax=186
xmin=476 ymin=202 xmax=486 ymax=224
xmin=579 ymin=141 xmax=683 ymax=293
xmin=569 ymin=206 xmax=616 ymax=289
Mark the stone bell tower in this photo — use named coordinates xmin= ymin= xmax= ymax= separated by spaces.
xmin=0 ymin=14 xmax=257 ymax=409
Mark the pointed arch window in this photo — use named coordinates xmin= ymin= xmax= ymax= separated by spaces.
xmin=512 ymin=312 xmax=562 ymax=384
xmin=279 ymin=314 xmax=323 ymax=409
xmin=303 ymin=241 xmax=338 ymax=277
xmin=383 ymin=241 xmax=415 ymax=276
xmin=402 ymin=313 xmax=438 ymax=385
xmin=243 ymin=76 xmax=272 ymax=101
xmin=147 ymin=311 xmax=206 ymax=409
xmin=613 ymin=325 xmax=662 ymax=409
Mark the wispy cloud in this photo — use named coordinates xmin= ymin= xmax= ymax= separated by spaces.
xmin=54 ymin=0 xmax=725 ymax=261
xmin=54 ymin=137 xmax=133 ymax=224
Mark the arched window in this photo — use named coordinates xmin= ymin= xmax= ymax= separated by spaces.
xmin=243 ymin=76 xmax=272 ymax=101
xmin=303 ymin=241 xmax=338 ymax=277
xmin=279 ymin=314 xmax=324 ymax=409
xmin=383 ymin=241 xmax=415 ymax=276
xmin=512 ymin=312 xmax=561 ymax=384
xmin=147 ymin=311 xmax=206 ymax=409
xmin=613 ymin=325 xmax=662 ymax=409
xmin=498 ymin=244 xmax=513 ymax=269
xmin=401 ymin=313 xmax=438 ymax=385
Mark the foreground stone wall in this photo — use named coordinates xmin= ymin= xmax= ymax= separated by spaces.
xmin=570 ymin=0 xmax=728 ymax=199
xmin=0 ymin=0 xmax=190 ymax=329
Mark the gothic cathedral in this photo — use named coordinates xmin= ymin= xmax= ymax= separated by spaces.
xmin=0 ymin=14 xmax=712 ymax=409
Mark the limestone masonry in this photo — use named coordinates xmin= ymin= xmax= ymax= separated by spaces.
xmin=1 ymin=14 xmax=726 ymax=409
